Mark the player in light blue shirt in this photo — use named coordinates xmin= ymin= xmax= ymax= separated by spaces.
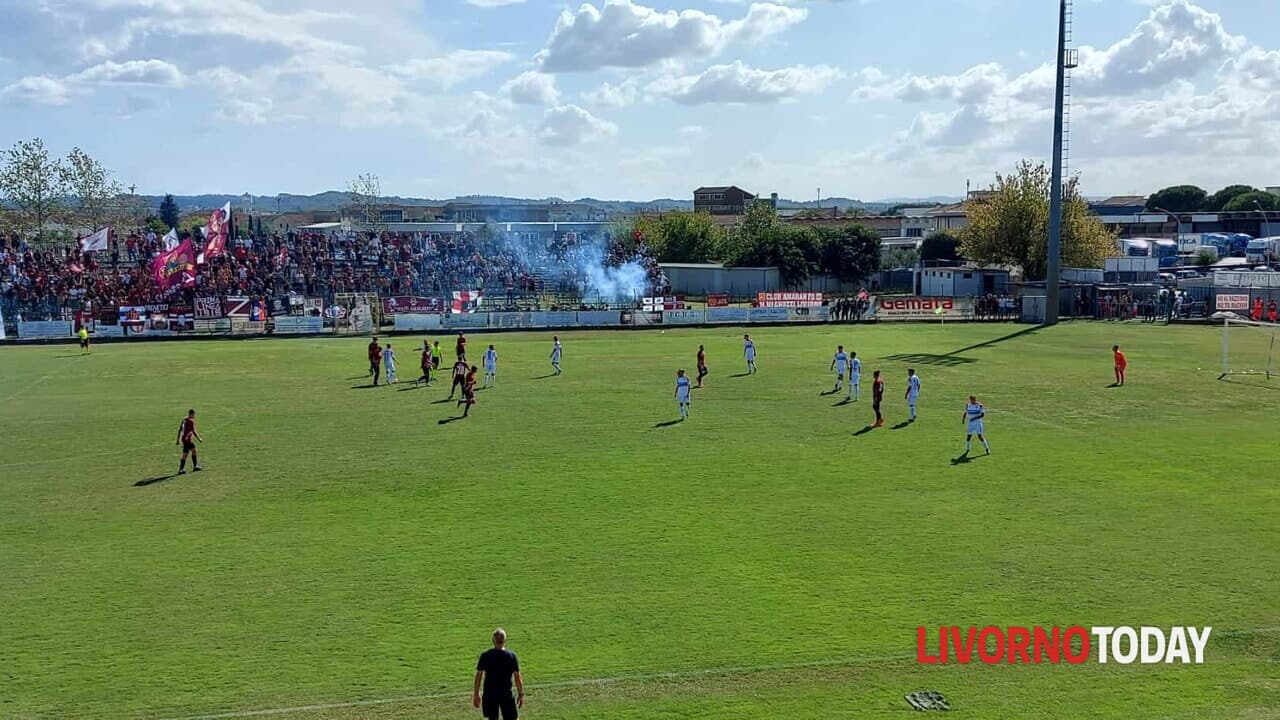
xmin=962 ymin=395 xmax=991 ymax=455
xmin=905 ymin=368 xmax=921 ymax=421
xmin=483 ymin=345 xmax=498 ymax=388
xmin=550 ymin=336 xmax=563 ymax=375
xmin=743 ymin=334 xmax=757 ymax=374
xmin=830 ymin=345 xmax=849 ymax=394
xmin=848 ymin=352 xmax=862 ymax=401
xmin=674 ymin=369 xmax=692 ymax=420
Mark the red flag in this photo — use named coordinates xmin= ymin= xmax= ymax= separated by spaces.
xmin=202 ymin=202 xmax=231 ymax=261
xmin=151 ymin=239 xmax=197 ymax=293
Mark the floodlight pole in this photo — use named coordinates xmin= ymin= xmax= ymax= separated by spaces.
xmin=1045 ymin=0 xmax=1070 ymax=325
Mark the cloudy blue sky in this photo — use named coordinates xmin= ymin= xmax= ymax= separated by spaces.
xmin=1 ymin=0 xmax=1277 ymax=201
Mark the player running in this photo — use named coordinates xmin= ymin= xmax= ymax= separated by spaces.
xmin=383 ymin=343 xmax=398 ymax=384
xmin=78 ymin=326 xmax=91 ymax=355
xmin=743 ymin=334 xmax=757 ymax=374
xmin=367 ymin=337 xmax=382 ymax=386
xmin=483 ymin=345 xmax=498 ymax=388
xmin=456 ymin=332 xmax=468 ymax=361
xmin=696 ymin=345 xmax=708 ymax=388
xmin=448 ymin=358 xmax=469 ymax=399
xmin=848 ymin=351 xmax=862 ymax=401
xmin=962 ymin=395 xmax=991 ymax=456
xmin=458 ymin=365 xmax=478 ymax=416
xmin=176 ymin=408 xmax=203 ymax=474
xmin=830 ymin=345 xmax=849 ymax=394
xmin=674 ymin=369 xmax=692 ymax=420
xmin=905 ymin=368 xmax=921 ymax=422
xmin=550 ymin=336 xmax=563 ymax=375
xmin=1112 ymin=345 xmax=1127 ymax=386
xmin=871 ymin=370 xmax=885 ymax=427
xmin=417 ymin=341 xmax=433 ymax=385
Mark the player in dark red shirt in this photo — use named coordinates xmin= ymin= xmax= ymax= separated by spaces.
xmin=368 ymin=337 xmax=382 ymax=386
xmin=696 ymin=345 xmax=708 ymax=388
xmin=417 ymin=341 xmax=433 ymax=385
xmin=456 ymin=332 xmax=468 ymax=361
xmin=458 ymin=365 xmax=479 ymax=417
xmin=447 ymin=358 xmax=469 ymax=399
xmin=871 ymin=370 xmax=885 ymax=427
xmin=176 ymin=408 xmax=203 ymax=474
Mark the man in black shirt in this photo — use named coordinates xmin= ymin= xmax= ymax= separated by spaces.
xmin=473 ymin=628 xmax=524 ymax=719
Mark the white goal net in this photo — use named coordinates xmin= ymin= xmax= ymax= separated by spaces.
xmin=1220 ymin=317 xmax=1278 ymax=381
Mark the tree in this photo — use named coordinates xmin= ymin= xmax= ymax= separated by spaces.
xmin=653 ymin=211 xmax=725 ymax=263
xmin=1207 ymin=184 xmax=1257 ymax=212
xmin=61 ymin=147 xmax=123 ymax=232
xmin=920 ymin=231 xmax=962 ymax=263
xmin=1195 ymin=250 xmax=1216 ymax=267
xmin=1223 ymin=190 xmax=1280 ymax=212
xmin=0 ymin=138 xmax=67 ymax=243
xmin=816 ymin=224 xmax=881 ymax=281
xmin=347 ymin=172 xmax=384 ymax=235
xmin=886 ymin=247 xmax=918 ymax=269
xmin=159 ymin=194 xmax=181 ymax=229
xmin=959 ymin=160 xmax=1115 ymax=281
xmin=730 ymin=205 xmax=815 ymax=285
xmin=1146 ymin=185 xmax=1207 ymax=212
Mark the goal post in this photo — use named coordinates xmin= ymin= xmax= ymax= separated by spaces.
xmin=1220 ymin=316 xmax=1278 ymax=381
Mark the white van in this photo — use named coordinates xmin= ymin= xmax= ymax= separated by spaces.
xmin=1244 ymin=237 xmax=1280 ymax=264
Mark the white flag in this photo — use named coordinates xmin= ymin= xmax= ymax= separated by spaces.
xmin=82 ymin=227 xmax=109 ymax=252
xmin=162 ymin=228 xmax=179 ymax=250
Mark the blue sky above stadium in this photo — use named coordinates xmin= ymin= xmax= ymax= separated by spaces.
xmin=0 ymin=0 xmax=1276 ymax=201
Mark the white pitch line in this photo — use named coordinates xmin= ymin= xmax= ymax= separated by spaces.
xmin=153 ymin=653 xmax=915 ymax=720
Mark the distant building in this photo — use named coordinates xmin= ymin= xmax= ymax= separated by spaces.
xmin=926 ymin=202 xmax=969 ymax=232
xmin=919 ymin=265 xmax=1010 ymax=297
xmin=441 ymin=202 xmax=604 ymax=223
xmin=899 ymin=208 xmax=935 ymax=238
xmin=694 ymin=186 xmax=756 ymax=215
xmin=1089 ymin=195 xmax=1148 ymax=216
xmin=782 ymin=214 xmax=902 ymax=238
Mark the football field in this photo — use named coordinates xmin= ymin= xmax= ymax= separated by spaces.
xmin=1 ymin=322 xmax=1277 ymax=719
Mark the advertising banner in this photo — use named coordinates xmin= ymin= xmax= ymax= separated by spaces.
xmin=194 ymin=319 xmax=231 ymax=334
xmin=393 ymin=313 xmax=443 ymax=332
xmin=622 ymin=310 xmax=663 ymax=326
xmin=491 ymin=312 xmax=535 ymax=329
xmin=576 ymin=310 xmax=620 ymax=327
xmin=223 ymin=296 xmax=251 ymax=318
xmin=1214 ymin=271 xmax=1280 ymax=289
xmin=756 ymin=291 xmax=824 ymax=308
xmin=1216 ymin=293 xmax=1251 ymax=311
xmin=230 ymin=319 xmax=267 ymax=336
xmin=748 ymin=307 xmax=790 ymax=323
xmin=874 ymin=296 xmax=972 ymax=321
xmin=272 ymin=317 xmax=323 ymax=334
xmin=382 ymin=296 xmax=444 ymax=315
xmin=303 ymin=297 xmax=324 ymax=317
xmin=542 ymin=311 xmax=577 ymax=327
xmin=663 ymin=309 xmax=704 ymax=325
xmin=706 ymin=293 xmax=730 ymax=308
xmin=788 ymin=306 xmax=831 ymax=322
xmin=119 ymin=305 xmax=147 ymax=330
xmin=446 ymin=312 xmax=489 ymax=329
xmin=168 ymin=304 xmax=195 ymax=332
xmin=17 ymin=321 xmax=73 ymax=339
xmin=705 ymin=307 xmax=751 ymax=324
xmin=195 ymin=296 xmax=223 ymax=319
xmin=94 ymin=324 xmax=125 ymax=338
xmin=643 ymin=296 xmax=685 ymax=311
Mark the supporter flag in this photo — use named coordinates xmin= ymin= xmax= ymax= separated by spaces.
xmin=452 ymin=290 xmax=483 ymax=314
xmin=82 ymin=227 xmax=109 ymax=252
xmin=151 ymin=239 xmax=198 ymax=293
xmin=162 ymin=228 xmax=179 ymax=251
xmin=202 ymin=202 xmax=231 ymax=262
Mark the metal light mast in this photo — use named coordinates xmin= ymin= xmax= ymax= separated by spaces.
xmin=1045 ymin=0 xmax=1078 ymax=324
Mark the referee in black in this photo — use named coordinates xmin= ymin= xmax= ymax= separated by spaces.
xmin=473 ymin=628 xmax=524 ymax=719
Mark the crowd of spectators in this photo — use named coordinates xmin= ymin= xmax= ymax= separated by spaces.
xmin=972 ymin=294 xmax=1018 ymax=320
xmin=1 ymin=226 xmax=666 ymax=323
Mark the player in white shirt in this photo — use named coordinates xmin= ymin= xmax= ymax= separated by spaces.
xmin=743 ymin=334 xmax=757 ymax=374
xmin=550 ymin=336 xmax=563 ymax=375
xmin=905 ymin=368 xmax=921 ymax=421
xmin=674 ymin=369 xmax=692 ymax=419
xmin=830 ymin=345 xmax=849 ymax=393
xmin=382 ymin=343 xmax=398 ymax=384
xmin=962 ymin=395 xmax=991 ymax=455
xmin=483 ymin=344 xmax=498 ymax=387
xmin=848 ymin=352 xmax=862 ymax=401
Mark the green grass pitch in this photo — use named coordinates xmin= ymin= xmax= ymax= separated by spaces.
xmin=1 ymin=322 xmax=1277 ymax=719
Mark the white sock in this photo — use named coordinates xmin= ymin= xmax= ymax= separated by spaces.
xmin=965 ymin=440 xmax=971 ymax=452
xmin=982 ymin=439 xmax=990 ymax=452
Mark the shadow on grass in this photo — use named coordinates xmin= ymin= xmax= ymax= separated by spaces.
xmin=53 ymin=354 xmax=85 ymax=359
xmin=832 ymin=398 xmax=852 ymax=407
xmin=891 ymin=420 xmax=913 ymax=430
xmin=438 ymin=415 xmax=468 ymax=425
xmin=350 ymin=384 xmax=382 ymax=389
xmin=882 ymin=326 xmax=1044 ymax=367
xmin=730 ymin=372 xmax=751 ymax=379
xmin=653 ymin=419 xmax=685 ymax=428
xmin=853 ymin=425 xmax=875 ymax=436
xmin=397 ymin=384 xmax=425 ymax=392
xmin=431 ymin=397 xmax=455 ymax=404
xmin=531 ymin=374 xmax=558 ymax=380
xmin=134 ymin=473 xmax=180 ymax=487
xmin=346 ymin=374 xmax=370 ymax=380
xmin=950 ymin=452 xmax=989 ymax=465
xmin=1219 ymin=378 xmax=1280 ymax=392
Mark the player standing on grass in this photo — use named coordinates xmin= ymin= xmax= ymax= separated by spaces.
xmin=848 ymin=351 xmax=862 ymax=401
xmin=176 ymin=409 xmax=203 ymax=474
xmin=830 ymin=345 xmax=849 ymax=394
xmin=744 ymin=334 xmax=757 ymax=374
xmin=674 ymin=369 xmax=692 ymax=420
xmin=483 ymin=345 xmax=498 ymax=388
xmin=448 ymin=357 xmax=468 ymax=399
xmin=905 ymin=368 xmax=921 ymax=422
xmin=550 ymin=336 xmax=563 ymax=375
xmin=962 ymin=395 xmax=991 ymax=456
xmin=432 ymin=341 xmax=444 ymax=376
xmin=383 ymin=343 xmax=398 ymax=385
xmin=368 ymin=337 xmax=382 ymax=386
xmin=474 ymin=628 xmax=523 ymax=720
xmin=872 ymin=370 xmax=885 ymax=427
xmin=1113 ymin=345 xmax=1127 ymax=386
xmin=456 ymin=332 xmax=468 ymax=361
xmin=417 ymin=341 xmax=433 ymax=385
xmin=696 ymin=345 xmax=708 ymax=388
xmin=78 ymin=326 xmax=91 ymax=355
xmin=459 ymin=365 xmax=478 ymax=416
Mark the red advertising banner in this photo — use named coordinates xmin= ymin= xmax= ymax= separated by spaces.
xmin=757 ymin=291 xmax=824 ymax=308
xmin=873 ymin=296 xmax=972 ymax=320
xmin=706 ymin=292 xmax=730 ymax=307
xmin=1216 ymin=294 xmax=1250 ymax=311
xmin=382 ymin=296 xmax=444 ymax=314
xmin=642 ymin=296 xmax=685 ymax=311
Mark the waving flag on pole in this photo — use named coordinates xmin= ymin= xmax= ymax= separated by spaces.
xmin=202 ymin=202 xmax=231 ymax=262
xmin=162 ymin=228 xmax=178 ymax=251
xmin=151 ymin=239 xmax=198 ymax=293
xmin=82 ymin=227 xmax=109 ymax=252
xmin=452 ymin=290 xmax=483 ymax=314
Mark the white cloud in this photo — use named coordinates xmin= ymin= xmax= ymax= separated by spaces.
xmin=70 ymin=59 xmax=185 ymax=86
xmin=536 ymin=0 xmax=807 ymax=73
xmin=583 ymin=79 xmax=639 ymax=109
xmin=467 ymin=0 xmax=525 ymax=6
xmin=215 ymin=98 xmax=273 ymax=125
xmin=390 ymin=50 xmax=516 ymax=90
xmin=679 ymin=124 xmax=705 ymax=138
xmin=538 ymin=104 xmax=618 ymax=146
xmin=501 ymin=71 xmax=560 ymax=106
xmin=0 ymin=76 xmax=72 ymax=106
xmin=648 ymin=61 xmax=841 ymax=104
